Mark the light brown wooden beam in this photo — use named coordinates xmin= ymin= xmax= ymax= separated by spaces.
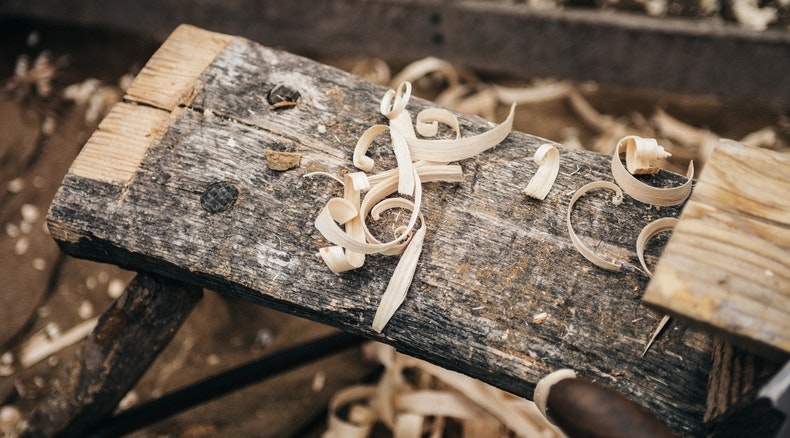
xmin=644 ymin=140 xmax=790 ymax=359
xmin=2 ymin=0 xmax=790 ymax=104
xmin=47 ymin=25 xmax=711 ymax=435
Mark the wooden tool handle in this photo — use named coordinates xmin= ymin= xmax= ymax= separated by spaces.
xmin=547 ymin=377 xmax=677 ymax=438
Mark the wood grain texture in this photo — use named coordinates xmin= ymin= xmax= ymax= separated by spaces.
xmin=645 ymin=140 xmax=790 ymax=359
xmin=124 ymin=24 xmax=232 ymax=110
xmin=704 ymin=339 xmax=784 ymax=438
xmin=67 ymin=103 xmax=173 ymax=184
xmin=48 ymin=26 xmax=711 ymax=435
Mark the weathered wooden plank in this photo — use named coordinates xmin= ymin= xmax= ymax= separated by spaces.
xmin=2 ymin=0 xmax=790 ymax=104
xmin=47 ymin=25 xmax=711 ymax=435
xmin=644 ymin=140 xmax=790 ymax=359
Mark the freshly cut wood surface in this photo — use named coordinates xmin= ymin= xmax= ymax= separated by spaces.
xmin=645 ymin=140 xmax=790 ymax=359
xmin=48 ymin=25 xmax=711 ymax=435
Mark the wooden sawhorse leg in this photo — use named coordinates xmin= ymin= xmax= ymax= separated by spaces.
xmin=22 ymin=272 xmax=202 ymax=437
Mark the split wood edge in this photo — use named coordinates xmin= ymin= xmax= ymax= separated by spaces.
xmin=125 ymin=24 xmax=233 ymax=110
xmin=69 ymin=25 xmax=231 ymax=185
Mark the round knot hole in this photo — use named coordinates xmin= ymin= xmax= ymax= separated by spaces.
xmin=267 ymin=84 xmax=301 ymax=109
xmin=200 ymin=181 xmax=240 ymax=214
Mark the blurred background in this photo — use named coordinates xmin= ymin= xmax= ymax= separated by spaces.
xmin=1 ymin=1 xmax=788 ymax=436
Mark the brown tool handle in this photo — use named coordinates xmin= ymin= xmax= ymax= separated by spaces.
xmin=546 ymin=377 xmax=677 ymax=438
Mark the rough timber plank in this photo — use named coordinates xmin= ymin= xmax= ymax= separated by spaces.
xmin=644 ymin=140 xmax=790 ymax=359
xmin=47 ymin=25 xmax=711 ymax=436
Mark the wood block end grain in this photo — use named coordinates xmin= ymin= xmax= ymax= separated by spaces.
xmin=68 ymin=103 xmax=175 ymax=184
xmin=125 ymin=24 xmax=233 ymax=110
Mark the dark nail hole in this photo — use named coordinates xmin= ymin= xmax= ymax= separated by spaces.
xmin=267 ymin=84 xmax=301 ymax=109
xmin=200 ymin=181 xmax=240 ymax=214
xmin=429 ymin=12 xmax=441 ymax=24
xmin=431 ymin=32 xmax=445 ymax=45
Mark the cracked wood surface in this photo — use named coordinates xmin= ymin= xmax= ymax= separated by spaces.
xmin=47 ymin=25 xmax=711 ymax=436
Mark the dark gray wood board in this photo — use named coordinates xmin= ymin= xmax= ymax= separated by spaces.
xmin=47 ymin=25 xmax=710 ymax=435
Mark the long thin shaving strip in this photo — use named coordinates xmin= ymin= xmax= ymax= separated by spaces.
xmin=353 ymin=124 xmax=390 ymax=172
xmin=567 ymin=181 xmax=624 ymax=271
xmin=372 ymin=225 xmax=426 ymax=333
xmin=494 ymin=81 xmax=571 ymax=105
xmin=389 ymin=56 xmax=460 ymax=91
xmin=612 ymin=138 xmax=694 ymax=207
xmin=406 ymin=104 xmax=516 ymax=163
xmin=524 ymin=143 xmax=560 ymax=200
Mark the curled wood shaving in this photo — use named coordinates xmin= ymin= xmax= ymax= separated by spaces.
xmin=314 ymin=81 xmax=513 ymax=332
xmin=652 ymin=108 xmax=719 ymax=163
xmin=324 ymin=343 xmax=564 ymax=438
xmin=389 ymin=57 xmax=460 ymax=91
xmin=636 ymin=217 xmax=677 ymax=357
xmin=524 ymin=144 xmax=560 ymax=200
xmin=617 ymin=135 xmax=671 ymax=175
xmin=567 ymin=181 xmax=624 ymax=271
xmin=351 ymin=57 xmax=391 ymax=85
xmin=611 ymin=136 xmax=694 ymax=207
xmin=636 ymin=217 xmax=678 ymax=277
xmin=533 ymin=368 xmax=577 ymax=420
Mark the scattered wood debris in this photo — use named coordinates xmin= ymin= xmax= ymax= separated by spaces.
xmin=18 ymin=318 xmax=98 ymax=368
xmin=264 ymin=149 xmax=302 ymax=171
xmin=323 ymin=342 xmax=565 ymax=438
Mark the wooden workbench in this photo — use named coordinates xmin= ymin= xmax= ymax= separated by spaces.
xmin=46 ymin=25 xmax=711 ymax=435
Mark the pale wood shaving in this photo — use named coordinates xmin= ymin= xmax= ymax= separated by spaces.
xmin=313 ymin=81 xmax=513 ymax=332
xmin=19 ymin=318 xmax=98 ymax=368
xmin=641 ymin=314 xmax=671 ymax=357
xmin=611 ymin=136 xmax=694 ymax=207
xmin=533 ymin=368 xmax=577 ymax=420
xmin=323 ymin=343 xmax=565 ymax=438
xmin=617 ymin=135 xmax=672 ymax=175
xmin=636 ymin=217 xmax=679 ymax=277
xmin=524 ymin=144 xmax=560 ymax=200
xmin=566 ymin=181 xmax=624 ymax=271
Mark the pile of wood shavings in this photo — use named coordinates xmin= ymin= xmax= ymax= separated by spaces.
xmin=311 ymin=81 xmax=514 ymax=333
xmin=323 ymin=343 xmax=564 ymax=438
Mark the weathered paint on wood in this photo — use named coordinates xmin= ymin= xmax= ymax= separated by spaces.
xmin=645 ymin=140 xmax=790 ymax=359
xmin=47 ymin=25 xmax=711 ymax=435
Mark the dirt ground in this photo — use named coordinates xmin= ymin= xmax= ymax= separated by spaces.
xmin=1 ymin=16 xmax=788 ymax=438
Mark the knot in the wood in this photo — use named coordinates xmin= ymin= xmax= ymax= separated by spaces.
xmin=200 ymin=181 xmax=240 ymax=214
xmin=267 ymin=84 xmax=301 ymax=109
